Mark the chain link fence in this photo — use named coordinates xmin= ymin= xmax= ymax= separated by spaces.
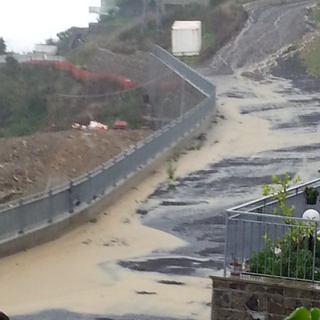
xmin=0 ymin=45 xmax=215 ymax=243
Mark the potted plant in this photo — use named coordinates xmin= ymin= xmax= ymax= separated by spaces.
xmin=304 ymin=186 xmax=319 ymax=205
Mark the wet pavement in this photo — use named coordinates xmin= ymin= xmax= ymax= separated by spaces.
xmin=11 ymin=1 xmax=320 ymax=319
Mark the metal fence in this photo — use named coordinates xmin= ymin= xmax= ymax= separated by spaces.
xmin=224 ymin=178 xmax=320 ymax=283
xmin=0 ymin=45 xmax=215 ymax=242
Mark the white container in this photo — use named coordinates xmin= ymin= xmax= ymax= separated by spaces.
xmin=171 ymin=20 xmax=202 ymax=57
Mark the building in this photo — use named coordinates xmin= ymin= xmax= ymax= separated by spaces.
xmin=34 ymin=44 xmax=58 ymax=56
xmin=89 ymin=0 xmax=119 ymax=16
xmin=161 ymin=0 xmax=210 ymax=12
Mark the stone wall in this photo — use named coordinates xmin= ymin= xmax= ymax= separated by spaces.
xmin=211 ymin=275 xmax=320 ymax=320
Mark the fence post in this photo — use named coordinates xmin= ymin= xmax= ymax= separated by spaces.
xmin=101 ymin=164 xmax=107 ymax=195
xmin=223 ymin=212 xmax=229 ymax=277
xmin=69 ymin=180 xmax=74 ymax=213
xmin=87 ymin=172 xmax=92 ymax=204
xmin=48 ymin=189 xmax=53 ymax=223
xmin=180 ymin=78 xmax=185 ymax=118
xmin=124 ymin=150 xmax=129 ymax=178
xmin=312 ymin=222 xmax=317 ymax=283
xmin=18 ymin=198 xmax=25 ymax=235
xmin=113 ymin=157 xmax=118 ymax=187
xmin=295 ymin=188 xmax=299 ymax=214
xmin=133 ymin=145 xmax=139 ymax=172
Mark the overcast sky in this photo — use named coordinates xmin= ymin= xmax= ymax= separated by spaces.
xmin=0 ymin=0 xmax=100 ymax=53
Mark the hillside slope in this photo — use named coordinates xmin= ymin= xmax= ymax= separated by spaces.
xmin=0 ymin=129 xmax=150 ymax=204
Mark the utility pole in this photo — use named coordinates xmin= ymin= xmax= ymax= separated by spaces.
xmin=156 ymin=0 xmax=163 ymax=41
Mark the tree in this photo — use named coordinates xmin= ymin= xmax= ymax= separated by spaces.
xmin=45 ymin=38 xmax=56 ymax=46
xmin=5 ymin=56 xmax=19 ymax=73
xmin=0 ymin=37 xmax=6 ymax=55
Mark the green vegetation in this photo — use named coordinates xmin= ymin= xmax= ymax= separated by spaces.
xmin=261 ymin=173 xmax=300 ymax=217
xmin=299 ymin=5 xmax=320 ymax=78
xmin=117 ymin=1 xmax=246 ymax=63
xmin=167 ymin=160 xmax=177 ymax=190
xmin=0 ymin=58 xmax=145 ymax=137
xmin=304 ymin=186 xmax=319 ymax=205
xmin=102 ymin=90 xmax=145 ymax=129
xmin=0 ymin=59 xmax=75 ymax=137
xmin=311 ymin=5 xmax=320 ymax=23
xmin=56 ymin=0 xmax=246 ymax=68
xmin=285 ymin=308 xmax=320 ymax=320
xmin=98 ymin=14 xmax=128 ymax=29
xmin=66 ymin=42 xmax=99 ymax=67
xmin=178 ymin=31 xmax=216 ymax=66
xmin=300 ymin=37 xmax=320 ymax=78
xmin=0 ymin=37 xmax=6 ymax=55
xmin=249 ymin=173 xmax=320 ymax=281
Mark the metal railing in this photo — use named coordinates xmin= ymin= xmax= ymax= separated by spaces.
xmin=228 ymin=178 xmax=320 ymax=218
xmin=0 ymin=45 xmax=215 ymax=243
xmin=224 ymin=178 xmax=320 ymax=283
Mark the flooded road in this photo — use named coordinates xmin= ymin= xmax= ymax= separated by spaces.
xmin=5 ymin=1 xmax=320 ymax=320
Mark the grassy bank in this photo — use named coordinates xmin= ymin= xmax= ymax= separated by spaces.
xmin=310 ymin=4 xmax=320 ymax=23
xmin=300 ymin=37 xmax=320 ymax=78
xmin=117 ymin=1 xmax=247 ymax=65
xmin=299 ymin=5 xmax=320 ymax=78
xmin=64 ymin=0 xmax=247 ymax=68
xmin=0 ymin=59 xmax=146 ymax=137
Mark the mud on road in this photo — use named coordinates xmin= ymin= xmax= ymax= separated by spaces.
xmin=7 ymin=1 xmax=320 ymax=320
xmin=121 ymin=0 xmax=320 ymax=277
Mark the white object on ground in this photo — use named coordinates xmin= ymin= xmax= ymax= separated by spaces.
xmin=89 ymin=121 xmax=108 ymax=131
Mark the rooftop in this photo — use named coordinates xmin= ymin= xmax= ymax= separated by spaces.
xmin=172 ymin=20 xmax=201 ymax=30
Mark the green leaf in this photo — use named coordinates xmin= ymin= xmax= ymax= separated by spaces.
xmin=285 ymin=308 xmax=311 ymax=320
xmin=311 ymin=308 xmax=320 ymax=320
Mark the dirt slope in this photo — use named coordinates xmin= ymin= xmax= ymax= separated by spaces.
xmin=0 ymin=129 xmax=150 ymax=203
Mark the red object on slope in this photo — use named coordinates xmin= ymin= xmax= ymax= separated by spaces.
xmin=113 ymin=121 xmax=128 ymax=130
xmin=22 ymin=60 xmax=136 ymax=89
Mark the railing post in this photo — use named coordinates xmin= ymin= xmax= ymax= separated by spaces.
xmin=48 ymin=189 xmax=53 ymax=223
xmin=180 ymin=78 xmax=185 ymax=118
xmin=113 ymin=157 xmax=118 ymax=187
xmin=87 ymin=172 xmax=92 ymax=204
xmin=18 ymin=198 xmax=25 ymax=235
xmin=312 ymin=222 xmax=317 ymax=283
xmin=295 ymin=188 xmax=299 ymax=215
xmin=223 ymin=212 xmax=229 ymax=277
xmin=101 ymin=164 xmax=107 ymax=195
xmin=69 ymin=180 xmax=74 ymax=213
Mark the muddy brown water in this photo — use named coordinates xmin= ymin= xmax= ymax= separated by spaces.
xmin=5 ymin=1 xmax=320 ymax=320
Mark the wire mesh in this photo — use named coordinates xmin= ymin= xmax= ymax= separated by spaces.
xmin=225 ymin=212 xmax=320 ymax=283
xmin=146 ymin=52 xmax=206 ymax=130
xmin=0 ymin=45 xmax=215 ymax=242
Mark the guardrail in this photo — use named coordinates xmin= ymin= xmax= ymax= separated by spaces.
xmin=225 ymin=178 xmax=320 ymax=283
xmin=225 ymin=212 xmax=320 ymax=283
xmin=227 ymin=178 xmax=320 ymax=218
xmin=0 ymin=45 xmax=216 ymax=247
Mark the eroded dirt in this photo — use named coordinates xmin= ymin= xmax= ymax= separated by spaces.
xmin=0 ymin=129 xmax=150 ymax=203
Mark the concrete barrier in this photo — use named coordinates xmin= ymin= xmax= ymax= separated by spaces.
xmin=0 ymin=111 xmax=214 ymax=258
